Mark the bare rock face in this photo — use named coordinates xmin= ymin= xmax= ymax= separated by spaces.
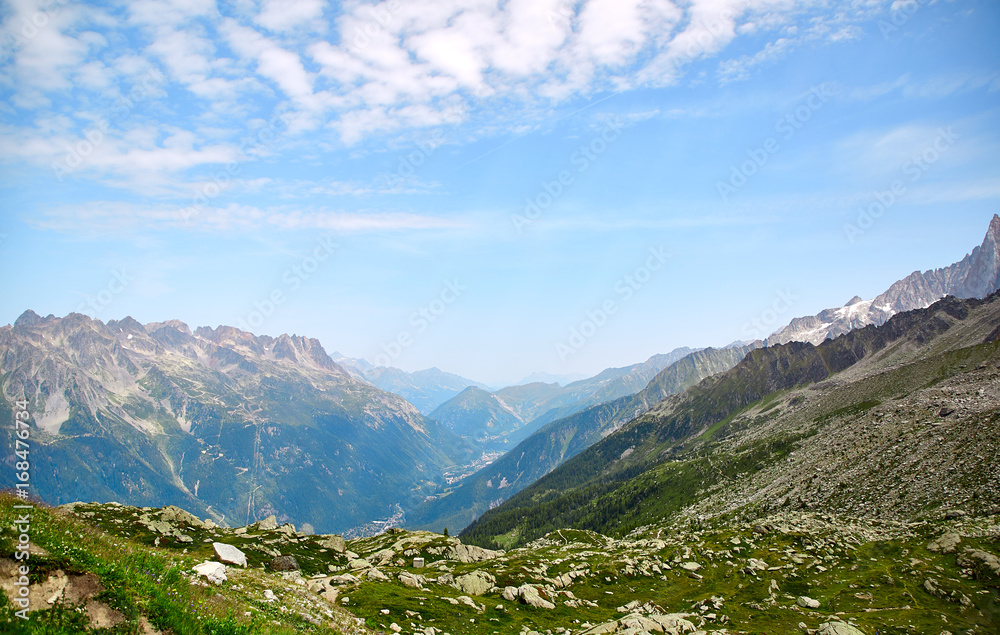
xmin=957 ymin=548 xmax=1000 ymax=585
xmin=517 ymin=584 xmax=554 ymax=609
xmin=796 ymin=595 xmax=820 ymax=609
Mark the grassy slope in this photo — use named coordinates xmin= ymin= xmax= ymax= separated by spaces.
xmin=0 ymin=494 xmax=362 ymax=634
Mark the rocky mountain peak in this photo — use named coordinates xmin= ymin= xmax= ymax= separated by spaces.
xmin=13 ymin=309 xmax=43 ymax=328
xmin=769 ymin=214 xmax=1000 ymax=345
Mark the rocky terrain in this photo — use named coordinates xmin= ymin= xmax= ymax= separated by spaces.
xmin=769 ymin=213 xmax=1000 ymax=345
xmin=2 ymin=493 xmax=996 ymax=634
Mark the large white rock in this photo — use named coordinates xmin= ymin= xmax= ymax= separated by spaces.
xmin=517 ymin=584 xmax=554 ymax=609
xmin=816 ymin=621 xmax=867 ymax=635
xmin=453 ymin=571 xmax=495 ymax=596
xmin=193 ymin=561 xmax=227 ymax=585
xmin=213 ymin=542 xmax=247 ymax=567
xmin=797 ymin=595 xmax=821 ymax=609
xmin=318 ymin=534 xmax=347 ymax=553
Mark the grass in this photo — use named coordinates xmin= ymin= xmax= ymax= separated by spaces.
xmin=0 ymin=493 xmax=346 ymax=634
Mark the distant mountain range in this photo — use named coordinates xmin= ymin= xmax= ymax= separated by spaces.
xmin=333 ymin=357 xmax=489 ymax=415
xmin=515 ymin=371 xmax=588 ymax=385
xmin=407 ymin=343 xmax=759 ymax=532
xmin=0 ymin=315 xmax=475 ymax=533
xmin=769 ymin=213 xmax=1000 ymax=345
xmin=425 ymin=348 xmax=697 ymax=454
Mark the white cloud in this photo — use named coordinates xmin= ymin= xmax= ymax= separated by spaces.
xmin=255 ymin=0 xmax=325 ymax=33
xmin=0 ymin=0 xmax=914 ymax=192
xmin=30 ymin=201 xmax=470 ymax=234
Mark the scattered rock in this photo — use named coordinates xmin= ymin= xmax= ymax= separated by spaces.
xmin=193 ymin=561 xmax=227 ymax=585
xmin=816 ymin=621 xmax=866 ymax=635
xmin=796 ymin=595 xmax=820 ymax=609
xmin=927 ymin=532 xmax=961 ymax=554
xmin=268 ymin=555 xmax=299 ymax=572
xmin=257 ymin=515 xmax=279 ymax=531
xmin=517 ymin=584 xmax=555 ymax=609
xmin=212 ymin=542 xmax=247 ymax=567
xmin=454 ymin=570 xmax=495 ymax=596
xmin=318 ymin=534 xmax=346 ymax=553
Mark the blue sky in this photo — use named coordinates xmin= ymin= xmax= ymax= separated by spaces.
xmin=1 ymin=0 xmax=998 ymax=385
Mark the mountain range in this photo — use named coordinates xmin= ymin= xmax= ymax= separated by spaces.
xmin=768 ymin=213 xmax=1000 ymax=345
xmin=330 ymin=354 xmax=487 ymax=414
xmin=462 ymin=290 xmax=1000 ymax=549
xmin=1 ymin=214 xmax=998 ymax=543
xmin=0 ymin=314 xmax=475 ymax=533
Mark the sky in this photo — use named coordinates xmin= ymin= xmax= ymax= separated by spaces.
xmin=0 ymin=0 xmax=998 ymax=386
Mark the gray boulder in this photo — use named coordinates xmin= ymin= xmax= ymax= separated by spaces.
xmin=453 ymin=571 xmax=495 ymax=596
xmin=258 ymin=515 xmax=279 ymax=531
xmin=927 ymin=533 xmax=961 ymax=554
xmin=318 ymin=534 xmax=346 ymax=553
xmin=817 ymin=621 xmax=866 ymax=635
xmin=268 ymin=555 xmax=299 ymax=572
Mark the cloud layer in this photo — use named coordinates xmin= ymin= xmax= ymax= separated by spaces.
xmin=0 ymin=0 xmax=876 ymax=192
